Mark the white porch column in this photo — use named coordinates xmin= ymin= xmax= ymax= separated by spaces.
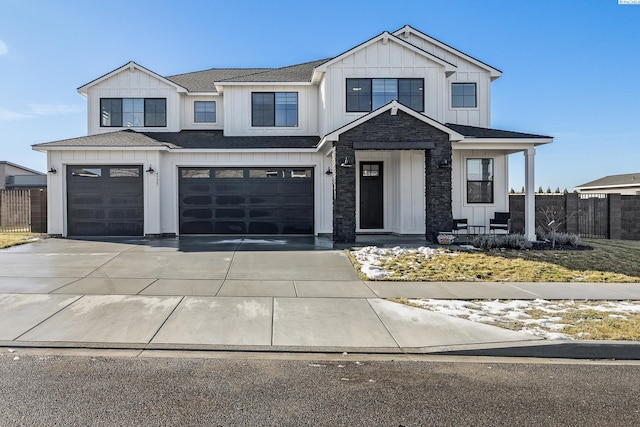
xmin=524 ymin=147 xmax=536 ymax=240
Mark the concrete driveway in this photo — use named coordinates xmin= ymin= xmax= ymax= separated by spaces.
xmin=0 ymin=237 xmax=540 ymax=351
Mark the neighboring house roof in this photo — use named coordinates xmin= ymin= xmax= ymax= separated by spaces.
xmin=575 ymin=173 xmax=640 ymax=190
xmin=32 ymin=130 xmax=178 ymax=149
xmin=0 ymin=161 xmax=45 ymax=175
xmin=445 ymin=124 xmax=552 ymax=139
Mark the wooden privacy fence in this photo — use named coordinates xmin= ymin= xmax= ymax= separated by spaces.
xmin=510 ymin=193 xmax=640 ymax=240
xmin=0 ymin=189 xmax=47 ymax=233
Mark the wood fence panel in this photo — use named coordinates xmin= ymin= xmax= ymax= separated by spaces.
xmin=0 ymin=189 xmax=31 ymax=232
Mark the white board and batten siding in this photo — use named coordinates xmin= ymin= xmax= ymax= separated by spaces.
xmin=86 ymin=68 xmax=181 ymax=135
xmin=320 ymin=39 xmax=447 ymax=136
xmin=179 ymin=94 xmax=224 ymax=130
xmin=221 ymin=85 xmax=318 ymax=136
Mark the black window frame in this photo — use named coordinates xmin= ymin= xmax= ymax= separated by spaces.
xmin=100 ymin=98 xmax=166 ymax=128
xmin=466 ymin=158 xmax=494 ymax=204
xmin=251 ymin=92 xmax=298 ymax=127
xmin=194 ymin=101 xmax=216 ymax=123
xmin=451 ymin=83 xmax=477 ymax=108
xmin=346 ymin=78 xmax=424 ymax=112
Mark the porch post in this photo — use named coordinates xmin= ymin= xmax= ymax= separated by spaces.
xmin=524 ymin=147 xmax=536 ymax=241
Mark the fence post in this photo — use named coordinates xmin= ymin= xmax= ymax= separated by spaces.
xmin=609 ymin=193 xmax=622 ymax=240
xmin=565 ymin=193 xmax=579 ymax=235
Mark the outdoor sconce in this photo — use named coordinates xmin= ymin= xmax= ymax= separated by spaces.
xmin=340 ymin=157 xmax=353 ymax=168
xmin=325 ymin=167 xmax=333 ymax=175
xmin=438 ymin=159 xmax=451 ymax=169
xmin=146 ymin=165 xmax=155 ymax=174
xmin=48 ymin=166 xmax=57 ymax=174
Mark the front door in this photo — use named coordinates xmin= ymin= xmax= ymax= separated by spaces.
xmin=359 ymin=162 xmax=383 ymax=229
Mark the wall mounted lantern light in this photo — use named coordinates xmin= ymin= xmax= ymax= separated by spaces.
xmin=146 ymin=165 xmax=155 ymax=174
xmin=438 ymin=159 xmax=451 ymax=169
xmin=325 ymin=167 xmax=333 ymax=175
xmin=340 ymin=157 xmax=353 ymax=168
xmin=48 ymin=166 xmax=57 ymax=174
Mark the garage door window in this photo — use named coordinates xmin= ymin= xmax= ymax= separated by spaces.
xmin=181 ymin=169 xmax=211 ymax=179
xmin=110 ymin=167 xmax=140 ymax=178
xmin=71 ymin=168 xmax=102 ymax=178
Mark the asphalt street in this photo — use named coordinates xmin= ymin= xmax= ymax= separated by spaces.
xmin=1 ymin=351 xmax=639 ymax=426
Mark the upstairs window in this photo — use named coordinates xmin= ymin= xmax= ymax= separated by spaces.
xmin=346 ymin=78 xmax=424 ymax=112
xmin=251 ymin=92 xmax=298 ymax=127
xmin=467 ymin=158 xmax=493 ymax=204
xmin=452 ymin=83 xmax=477 ymax=108
xmin=100 ymin=98 xmax=166 ymax=127
xmin=194 ymin=101 xmax=216 ymax=123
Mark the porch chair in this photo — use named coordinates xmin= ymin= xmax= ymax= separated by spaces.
xmin=452 ymin=218 xmax=468 ymax=236
xmin=489 ymin=212 xmax=511 ymax=234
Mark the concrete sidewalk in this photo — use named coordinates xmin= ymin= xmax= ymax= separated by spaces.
xmin=0 ymin=237 xmax=638 ymax=358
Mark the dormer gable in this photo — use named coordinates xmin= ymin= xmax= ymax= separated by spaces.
xmin=77 ymin=61 xmax=188 ymax=96
xmin=393 ymin=25 xmax=502 ymax=80
xmin=312 ymin=31 xmax=457 ymax=83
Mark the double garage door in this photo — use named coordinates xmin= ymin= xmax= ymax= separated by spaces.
xmin=66 ymin=165 xmax=314 ymax=236
xmin=179 ymin=167 xmax=314 ymax=235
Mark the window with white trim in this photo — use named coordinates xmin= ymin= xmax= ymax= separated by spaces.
xmin=467 ymin=158 xmax=493 ymax=203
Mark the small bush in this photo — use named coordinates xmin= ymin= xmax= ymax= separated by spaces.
xmin=472 ymin=234 xmax=532 ymax=250
xmin=535 ymin=227 xmax=581 ymax=247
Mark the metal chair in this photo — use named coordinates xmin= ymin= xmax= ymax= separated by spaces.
xmin=453 ymin=218 xmax=469 ymax=236
xmin=489 ymin=212 xmax=511 ymax=234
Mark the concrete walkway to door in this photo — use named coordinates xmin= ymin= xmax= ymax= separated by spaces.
xmin=0 ymin=236 xmax=638 ymax=358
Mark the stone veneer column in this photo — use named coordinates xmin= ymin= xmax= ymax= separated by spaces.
xmin=332 ymin=141 xmax=356 ymax=243
xmin=425 ymin=145 xmax=453 ymax=242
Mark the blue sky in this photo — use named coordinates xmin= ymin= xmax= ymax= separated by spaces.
xmin=1 ymin=0 xmax=638 ymax=191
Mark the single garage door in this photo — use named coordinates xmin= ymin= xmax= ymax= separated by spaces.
xmin=67 ymin=165 xmax=144 ymax=236
xmin=179 ymin=167 xmax=314 ymax=234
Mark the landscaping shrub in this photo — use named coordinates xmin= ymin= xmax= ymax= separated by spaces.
xmin=472 ymin=233 xmax=532 ymax=250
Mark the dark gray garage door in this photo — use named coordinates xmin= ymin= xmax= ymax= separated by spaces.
xmin=67 ymin=165 xmax=144 ymax=236
xmin=179 ymin=167 xmax=314 ymax=234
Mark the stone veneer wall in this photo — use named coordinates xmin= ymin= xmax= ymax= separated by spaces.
xmin=332 ymin=110 xmax=452 ymax=242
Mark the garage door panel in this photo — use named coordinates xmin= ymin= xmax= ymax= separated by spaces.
xmin=67 ymin=165 xmax=143 ymax=236
xmin=179 ymin=167 xmax=313 ymax=235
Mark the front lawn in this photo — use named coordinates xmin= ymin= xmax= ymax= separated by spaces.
xmin=350 ymin=239 xmax=640 ymax=282
xmin=0 ymin=233 xmax=44 ymax=249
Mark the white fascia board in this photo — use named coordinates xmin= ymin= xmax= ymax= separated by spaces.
xmin=394 ymin=25 xmax=502 ymax=80
xmin=314 ymin=31 xmax=456 ymax=75
xmin=576 ymin=184 xmax=640 ymax=190
xmin=173 ymin=148 xmax=319 ymax=154
xmin=77 ymin=61 xmax=188 ymax=95
xmin=215 ymin=81 xmax=312 ymax=93
xmin=183 ymin=91 xmax=219 ymax=96
xmin=454 ymin=137 xmax=553 ymax=148
xmin=323 ymin=101 xmax=464 ymax=144
xmin=32 ymin=146 xmax=171 ymax=153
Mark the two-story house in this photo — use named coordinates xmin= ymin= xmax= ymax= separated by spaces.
xmin=33 ymin=25 xmax=552 ymax=242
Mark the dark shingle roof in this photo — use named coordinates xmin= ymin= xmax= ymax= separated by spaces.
xmin=165 ymin=59 xmax=331 ymax=91
xmin=446 ymin=123 xmax=552 ymax=139
xmin=34 ymin=130 xmax=320 ymax=150
xmin=576 ymin=173 xmax=640 ymax=189
xmin=220 ymin=59 xmax=331 ymax=83
xmin=142 ymin=130 xmax=320 ymax=149
xmin=166 ymin=68 xmax=271 ymax=92
xmin=32 ymin=130 xmax=177 ymax=148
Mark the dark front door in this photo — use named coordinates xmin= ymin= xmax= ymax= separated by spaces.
xmin=359 ymin=162 xmax=383 ymax=229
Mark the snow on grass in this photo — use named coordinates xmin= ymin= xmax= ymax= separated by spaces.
xmin=352 ymin=246 xmax=441 ymax=279
xmin=407 ymin=299 xmax=640 ymax=340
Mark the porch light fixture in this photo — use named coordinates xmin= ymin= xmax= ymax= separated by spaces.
xmin=48 ymin=166 xmax=57 ymax=174
xmin=146 ymin=165 xmax=155 ymax=174
xmin=438 ymin=159 xmax=451 ymax=169
xmin=340 ymin=157 xmax=353 ymax=168
xmin=325 ymin=167 xmax=333 ymax=175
